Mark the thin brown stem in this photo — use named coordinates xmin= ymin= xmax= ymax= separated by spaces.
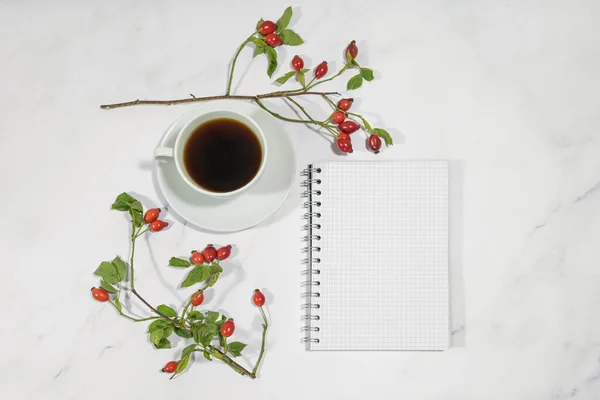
xmin=211 ymin=347 xmax=256 ymax=379
xmin=108 ymin=300 xmax=160 ymax=322
xmin=252 ymin=306 xmax=269 ymax=376
xmin=126 ymin=222 xmax=193 ymax=334
xmin=255 ymin=98 xmax=314 ymax=124
xmin=99 ymin=91 xmax=339 ymax=110
xmin=306 ymin=65 xmax=349 ymax=91
xmin=284 ymin=96 xmax=338 ymax=137
xmin=130 ymin=288 xmax=193 ymax=335
xmin=226 ymin=33 xmax=256 ymax=95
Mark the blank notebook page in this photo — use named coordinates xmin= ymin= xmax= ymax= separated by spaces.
xmin=307 ymin=160 xmax=449 ymax=351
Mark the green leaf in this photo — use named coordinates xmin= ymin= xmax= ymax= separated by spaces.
xmin=346 ymin=50 xmax=354 ymax=65
xmin=217 ymin=315 xmax=227 ymax=327
xmin=154 ymin=338 xmax=171 ymax=349
xmin=181 ymin=265 xmax=211 ymax=287
xmin=174 ymin=327 xmax=193 ymax=339
xmin=169 ymin=257 xmax=191 ymax=268
xmin=206 ymin=271 xmax=220 ymax=288
xmin=100 ymin=280 xmax=118 ymax=293
xmin=173 ymin=355 xmax=190 ymax=377
xmin=251 ymin=37 xmax=266 ymax=47
xmin=275 ymin=71 xmax=296 ymax=84
xmin=373 ymin=128 xmax=393 ymax=146
xmin=206 ymin=311 xmax=219 ymax=324
xmin=360 ymin=68 xmax=374 ymax=81
xmin=150 ymin=328 xmax=164 ymax=346
xmin=195 ymin=325 xmax=216 ymax=347
xmin=163 ymin=325 xmax=174 ymax=339
xmin=205 ymin=323 xmax=218 ymax=334
xmin=297 ymin=70 xmax=306 ymax=87
xmin=182 ymin=344 xmax=196 ymax=358
xmin=193 ymin=327 xmax=201 ymax=344
xmin=130 ymin=200 xmax=143 ymax=212
xmin=347 ymin=74 xmax=363 ymax=90
xmin=256 ymin=18 xmax=264 ymax=31
xmin=253 ymin=45 xmax=265 ymax=57
xmin=188 ymin=311 xmax=204 ymax=321
xmin=275 ymin=6 xmax=293 ymax=32
xmin=115 ymin=192 xmax=136 ymax=204
xmin=264 ymin=46 xmax=278 ymax=78
xmin=279 ymin=29 xmax=303 ymax=46
xmin=94 ymin=261 xmax=121 ymax=285
xmin=157 ymin=305 xmax=177 ymax=318
xmin=111 ymin=256 xmax=127 ymax=283
xmin=112 ymin=192 xmax=137 ymax=211
xmin=148 ymin=319 xmax=171 ymax=332
xmin=129 ymin=208 xmax=143 ymax=228
xmin=111 ymin=201 xmax=130 ymax=211
xmin=350 ymin=59 xmax=360 ymax=68
xmin=219 ymin=333 xmax=226 ymax=348
xmin=114 ymin=297 xmax=123 ymax=313
xmin=250 ymin=37 xmax=267 ymax=57
xmin=211 ymin=263 xmax=223 ymax=274
xmin=203 ymin=350 xmax=212 ymax=361
xmin=228 ymin=341 xmax=247 ymax=357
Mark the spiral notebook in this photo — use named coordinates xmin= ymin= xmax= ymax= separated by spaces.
xmin=301 ymin=160 xmax=450 ymax=351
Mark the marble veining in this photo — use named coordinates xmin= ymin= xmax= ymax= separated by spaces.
xmin=1 ymin=0 xmax=600 ymax=399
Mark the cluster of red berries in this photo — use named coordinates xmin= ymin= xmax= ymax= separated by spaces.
xmin=187 ymin=244 xmax=231 ymax=306
xmin=332 ymin=98 xmax=382 ymax=154
xmin=285 ymin=41 xmax=383 ymax=154
xmin=190 ymin=244 xmax=231 ymax=265
xmin=161 ymin=289 xmax=267 ymax=375
xmin=144 ymin=208 xmax=168 ymax=231
xmin=258 ymin=20 xmax=282 ymax=47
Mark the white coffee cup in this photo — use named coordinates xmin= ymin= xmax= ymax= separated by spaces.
xmin=154 ymin=109 xmax=268 ymax=198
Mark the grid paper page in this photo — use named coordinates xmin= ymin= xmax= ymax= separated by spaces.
xmin=308 ymin=160 xmax=449 ymax=351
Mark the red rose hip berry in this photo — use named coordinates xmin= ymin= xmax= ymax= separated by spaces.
xmin=337 ymin=98 xmax=353 ymax=111
xmin=150 ymin=220 xmax=168 ymax=232
xmin=314 ymin=61 xmax=328 ymax=79
xmin=191 ymin=251 xmax=205 ymax=265
xmin=253 ymin=289 xmax=266 ymax=307
xmin=221 ymin=318 xmax=235 ymax=337
xmin=190 ymin=291 xmax=204 ymax=307
xmin=217 ymin=245 xmax=232 ymax=261
xmin=331 ymin=111 xmax=346 ymax=124
xmin=337 ymin=139 xmax=353 ymax=153
xmin=203 ymin=245 xmax=217 ymax=263
xmin=162 ymin=361 xmax=178 ymax=373
xmin=338 ymin=120 xmax=360 ymax=134
xmin=265 ymin=33 xmax=282 ymax=47
xmin=346 ymin=40 xmax=358 ymax=60
xmin=258 ymin=20 xmax=277 ymax=35
xmin=91 ymin=287 xmax=109 ymax=302
xmin=143 ymin=208 xmax=161 ymax=224
xmin=368 ymin=134 xmax=382 ymax=153
xmin=291 ymin=55 xmax=304 ymax=71
xmin=337 ymin=133 xmax=351 ymax=141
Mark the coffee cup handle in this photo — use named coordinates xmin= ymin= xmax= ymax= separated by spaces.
xmin=154 ymin=147 xmax=174 ymax=158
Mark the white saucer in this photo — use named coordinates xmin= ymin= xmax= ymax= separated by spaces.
xmin=153 ymin=100 xmax=296 ymax=232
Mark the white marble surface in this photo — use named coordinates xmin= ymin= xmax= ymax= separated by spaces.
xmin=1 ymin=0 xmax=600 ymax=399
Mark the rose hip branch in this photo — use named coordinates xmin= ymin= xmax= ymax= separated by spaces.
xmin=99 ymin=6 xmax=393 ymax=154
xmin=91 ymin=192 xmax=269 ymax=379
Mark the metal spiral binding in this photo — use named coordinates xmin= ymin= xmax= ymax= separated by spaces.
xmin=301 ymin=165 xmax=322 ymax=346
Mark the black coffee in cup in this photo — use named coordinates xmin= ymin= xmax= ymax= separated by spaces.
xmin=183 ymin=117 xmax=263 ymax=193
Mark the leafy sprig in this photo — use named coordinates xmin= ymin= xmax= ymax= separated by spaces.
xmin=99 ymin=6 xmax=395 ymax=153
xmin=91 ymin=193 xmax=269 ymax=379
